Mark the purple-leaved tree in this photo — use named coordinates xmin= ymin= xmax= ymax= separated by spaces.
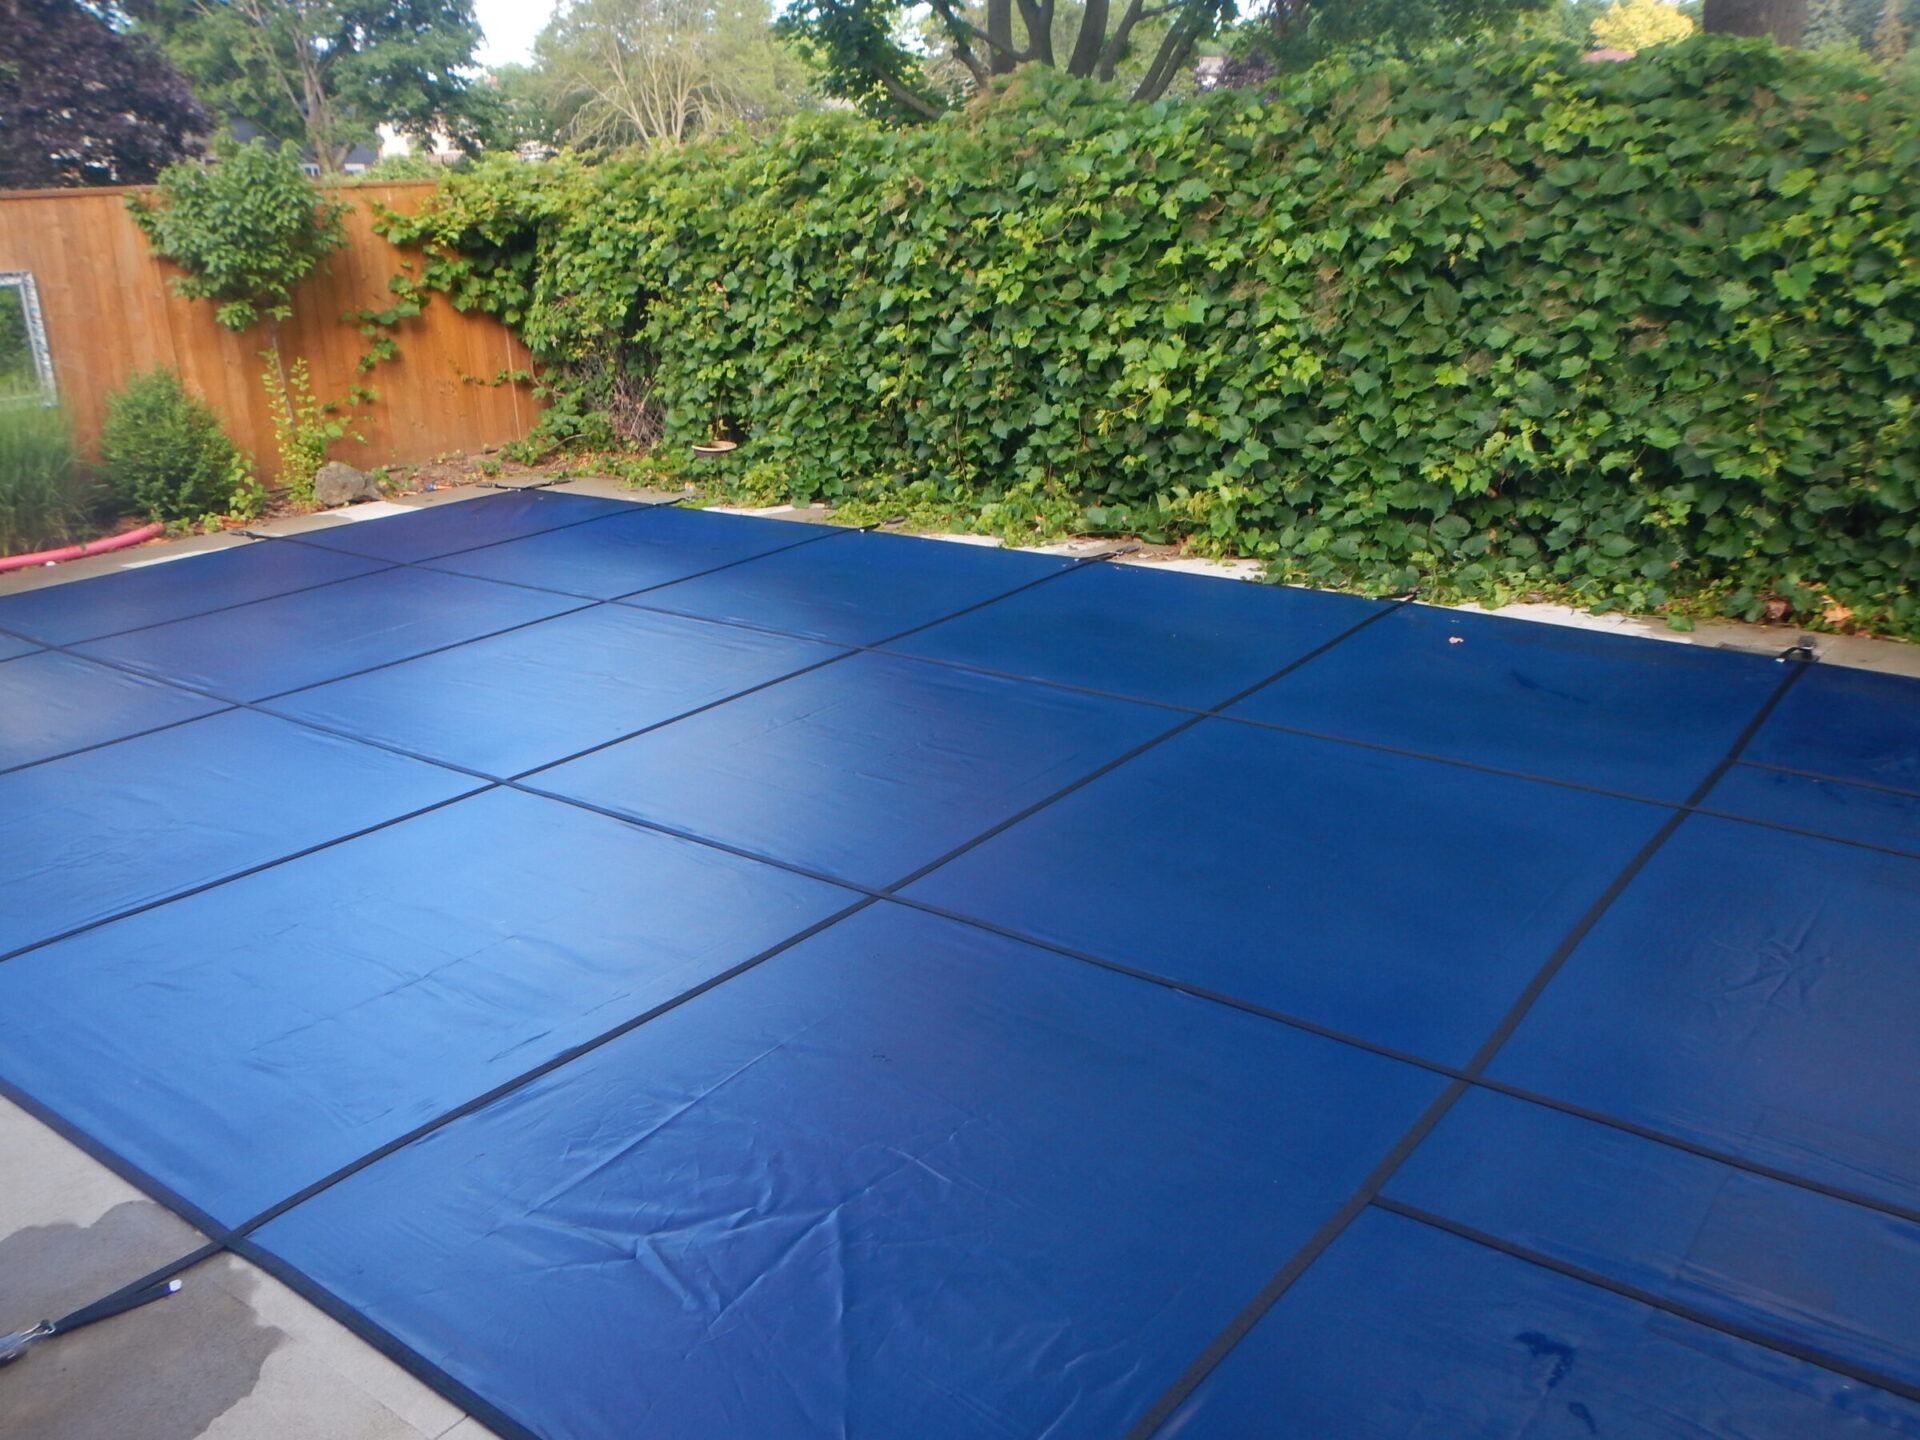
xmin=0 ymin=0 xmax=208 ymax=189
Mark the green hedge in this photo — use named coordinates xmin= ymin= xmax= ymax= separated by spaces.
xmin=386 ymin=39 xmax=1920 ymax=634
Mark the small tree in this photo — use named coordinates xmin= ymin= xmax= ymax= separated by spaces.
xmin=535 ymin=0 xmax=807 ymax=149
xmin=127 ymin=141 xmax=346 ymax=333
xmin=128 ymin=142 xmax=347 ymax=473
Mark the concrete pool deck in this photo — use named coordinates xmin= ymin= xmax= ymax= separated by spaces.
xmin=5 ymin=474 xmax=1915 ymax=678
xmin=2 ymin=476 xmax=1915 ymax=1438
xmin=0 ymin=1096 xmax=502 ymax=1440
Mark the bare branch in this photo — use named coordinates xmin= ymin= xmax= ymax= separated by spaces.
xmin=926 ymin=0 xmax=1027 ymax=60
xmin=950 ymin=31 xmax=991 ymax=86
xmin=879 ymin=69 xmax=947 ymax=119
xmin=1130 ymin=1 xmax=1205 ymax=101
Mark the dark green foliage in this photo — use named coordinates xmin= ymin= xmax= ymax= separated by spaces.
xmin=139 ymin=0 xmax=488 ymax=175
xmin=0 ymin=403 xmax=84 ymax=552
xmin=387 ymin=40 xmax=1920 ymax=635
xmin=99 ymin=369 xmax=243 ymax=521
xmin=779 ymin=0 xmax=1235 ymax=117
xmin=128 ymin=142 xmax=347 ymax=330
xmin=1231 ymin=0 xmax=1550 ymax=78
xmin=777 ymin=0 xmax=947 ymax=122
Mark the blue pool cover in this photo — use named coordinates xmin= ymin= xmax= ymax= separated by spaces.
xmin=1 ymin=489 xmax=1917 ymax=1440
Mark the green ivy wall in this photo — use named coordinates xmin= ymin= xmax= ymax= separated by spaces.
xmin=387 ymin=39 xmax=1920 ymax=634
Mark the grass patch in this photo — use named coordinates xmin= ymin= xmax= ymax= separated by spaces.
xmin=0 ymin=403 xmax=87 ymax=553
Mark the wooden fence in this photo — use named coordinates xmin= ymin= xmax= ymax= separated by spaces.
xmin=0 ymin=181 xmax=536 ymax=468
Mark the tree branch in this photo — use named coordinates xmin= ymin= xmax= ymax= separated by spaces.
xmin=950 ymin=30 xmax=991 ymax=86
xmin=926 ymin=0 xmax=1027 ymax=61
xmin=879 ymin=68 xmax=946 ymax=118
xmin=1131 ymin=1 xmax=1205 ymax=101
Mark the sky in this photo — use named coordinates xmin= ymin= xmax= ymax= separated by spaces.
xmin=473 ymin=0 xmax=561 ymax=68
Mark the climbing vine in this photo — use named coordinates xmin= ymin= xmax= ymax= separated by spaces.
xmin=383 ymin=39 xmax=1920 ymax=634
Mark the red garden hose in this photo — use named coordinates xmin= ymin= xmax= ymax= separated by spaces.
xmin=0 ymin=522 xmax=165 ymax=575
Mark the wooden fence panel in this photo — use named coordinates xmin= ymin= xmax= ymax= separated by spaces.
xmin=0 ymin=181 xmax=535 ymax=469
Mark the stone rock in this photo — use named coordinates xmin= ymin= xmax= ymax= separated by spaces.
xmin=313 ymin=462 xmax=381 ymax=507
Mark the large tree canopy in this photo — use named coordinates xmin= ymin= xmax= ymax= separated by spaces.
xmin=1227 ymin=0 xmax=1550 ymax=80
xmin=0 ymin=0 xmax=208 ymax=188
xmin=137 ymin=0 xmax=488 ymax=173
xmin=778 ymin=0 xmax=1238 ymax=119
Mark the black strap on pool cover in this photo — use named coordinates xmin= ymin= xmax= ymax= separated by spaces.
xmin=1121 ymin=651 xmax=1820 ymax=1440
xmin=0 ymin=1245 xmax=208 ymax=1366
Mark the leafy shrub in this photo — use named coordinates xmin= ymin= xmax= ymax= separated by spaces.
xmin=128 ymin=142 xmax=347 ymax=332
xmin=387 ymin=39 xmax=1920 ymax=634
xmin=0 ymin=403 xmax=84 ymax=553
xmin=99 ymin=369 xmax=245 ymax=522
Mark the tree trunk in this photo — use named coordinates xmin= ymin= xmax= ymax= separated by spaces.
xmin=986 ymin=0 xmax=1018 ymax=74
xmin=1098 ymin=0 xmax=1147 ymax=80
xmin=1067 ymin=0 xmax=1109 ymax=75
xmin=1701 ymin=0 xmax=1810 ymax=43
xmin=1019 ymin=0 xmax=1055 ymax=66
xmin=294 ymin=33 xmax=345 ymax=173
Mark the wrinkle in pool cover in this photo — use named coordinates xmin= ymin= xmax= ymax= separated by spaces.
xmin=252 ymin=906 xmax=1449 ymax=1440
